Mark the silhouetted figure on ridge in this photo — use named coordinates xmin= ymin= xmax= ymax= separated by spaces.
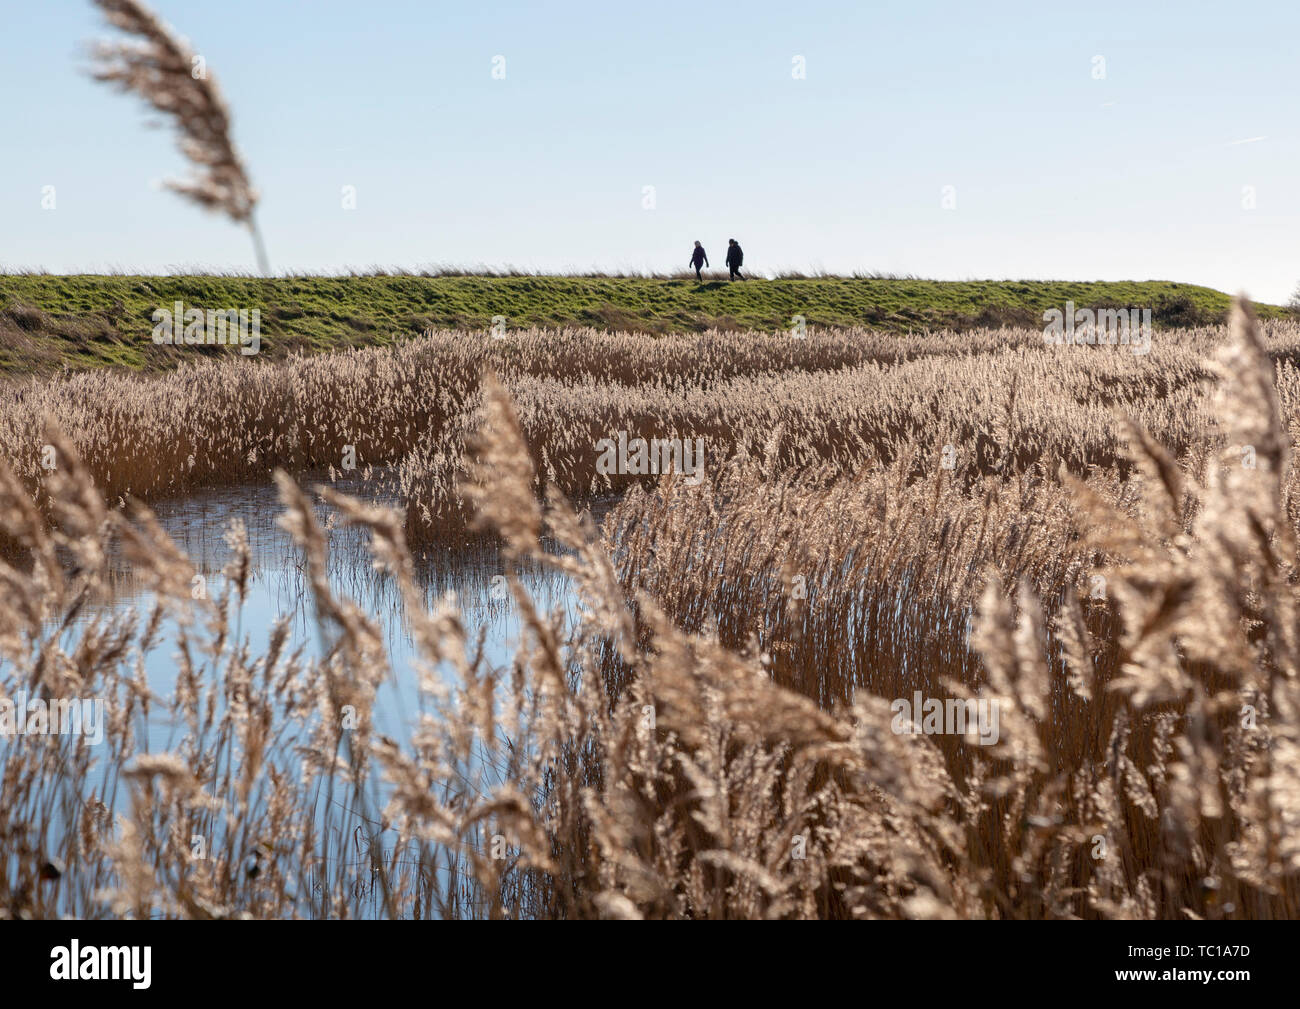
xmin=689 ymin=241 xmax=709 ymax=282
xmin=726 ymin=239 xmax=745 ymax=281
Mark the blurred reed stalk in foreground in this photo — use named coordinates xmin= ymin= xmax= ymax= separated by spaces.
xmin=87 ymin=0 xmax=270 ymax=275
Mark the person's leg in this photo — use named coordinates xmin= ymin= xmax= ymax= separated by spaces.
xmin=695 ymin=265 xmax=702 ymax=281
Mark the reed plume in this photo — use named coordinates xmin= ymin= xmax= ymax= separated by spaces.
xmin=87 ymin=0 xmax=269 ymax=274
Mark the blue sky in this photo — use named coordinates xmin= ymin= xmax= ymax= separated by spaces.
xmin=4 ymin=0 xmax=1299 ymax=302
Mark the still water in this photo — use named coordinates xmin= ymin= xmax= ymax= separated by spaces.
xmin=77 ymin=474 xmax=589 ymax=751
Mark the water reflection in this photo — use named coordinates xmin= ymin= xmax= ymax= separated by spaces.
xmin=11 ymin=477 xmax=619 ymax=916
xmin=79 ymin=474 xmax=593 ymax=751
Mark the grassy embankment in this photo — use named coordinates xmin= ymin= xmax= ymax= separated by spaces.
xmin=0 ymin=273 xmax=1282 ymax=374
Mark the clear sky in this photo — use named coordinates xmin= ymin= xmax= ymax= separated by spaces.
xmin=4 ymin=0 xmax=1299 ymax=302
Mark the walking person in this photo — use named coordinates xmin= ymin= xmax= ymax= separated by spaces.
xmin=689 ymin=241 xmax=709 ymax=282
xmin=725 ymin=239 xmax=745 ymax=281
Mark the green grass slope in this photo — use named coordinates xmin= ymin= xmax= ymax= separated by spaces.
xmin=0 ymin=273 xmax=1284 ymax=375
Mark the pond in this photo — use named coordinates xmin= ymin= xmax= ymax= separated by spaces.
xmin=73 ymin=473 xmax=588 ymax=754
xmin=7 ymin=473 xmax=609 ymax=917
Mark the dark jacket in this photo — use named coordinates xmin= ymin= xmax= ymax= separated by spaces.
xmin=726 ymin=244 xmax=743 ymax=267
xmin=690 ymin=247 xmax=708 ymax=267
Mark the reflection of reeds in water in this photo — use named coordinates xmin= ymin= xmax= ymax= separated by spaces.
xmin=81 ymin=475 xmax=576 ymax=662
xmin=3 ymin=300 xmax=1300 ymax=918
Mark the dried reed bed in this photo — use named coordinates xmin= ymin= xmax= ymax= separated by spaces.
xmin=7 ymin=321 xmax=1300 ymax=547
xmin=603 ymin=450 xmax=1106 ymax=708
xmin=3 ymin=303 xmax=1299 ymax=918
xmin=0 ymin=325 xmax=914 ymax=508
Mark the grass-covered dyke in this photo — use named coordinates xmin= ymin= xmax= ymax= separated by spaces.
xmin=0 ymin=272 xmax=1281 ymax=374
